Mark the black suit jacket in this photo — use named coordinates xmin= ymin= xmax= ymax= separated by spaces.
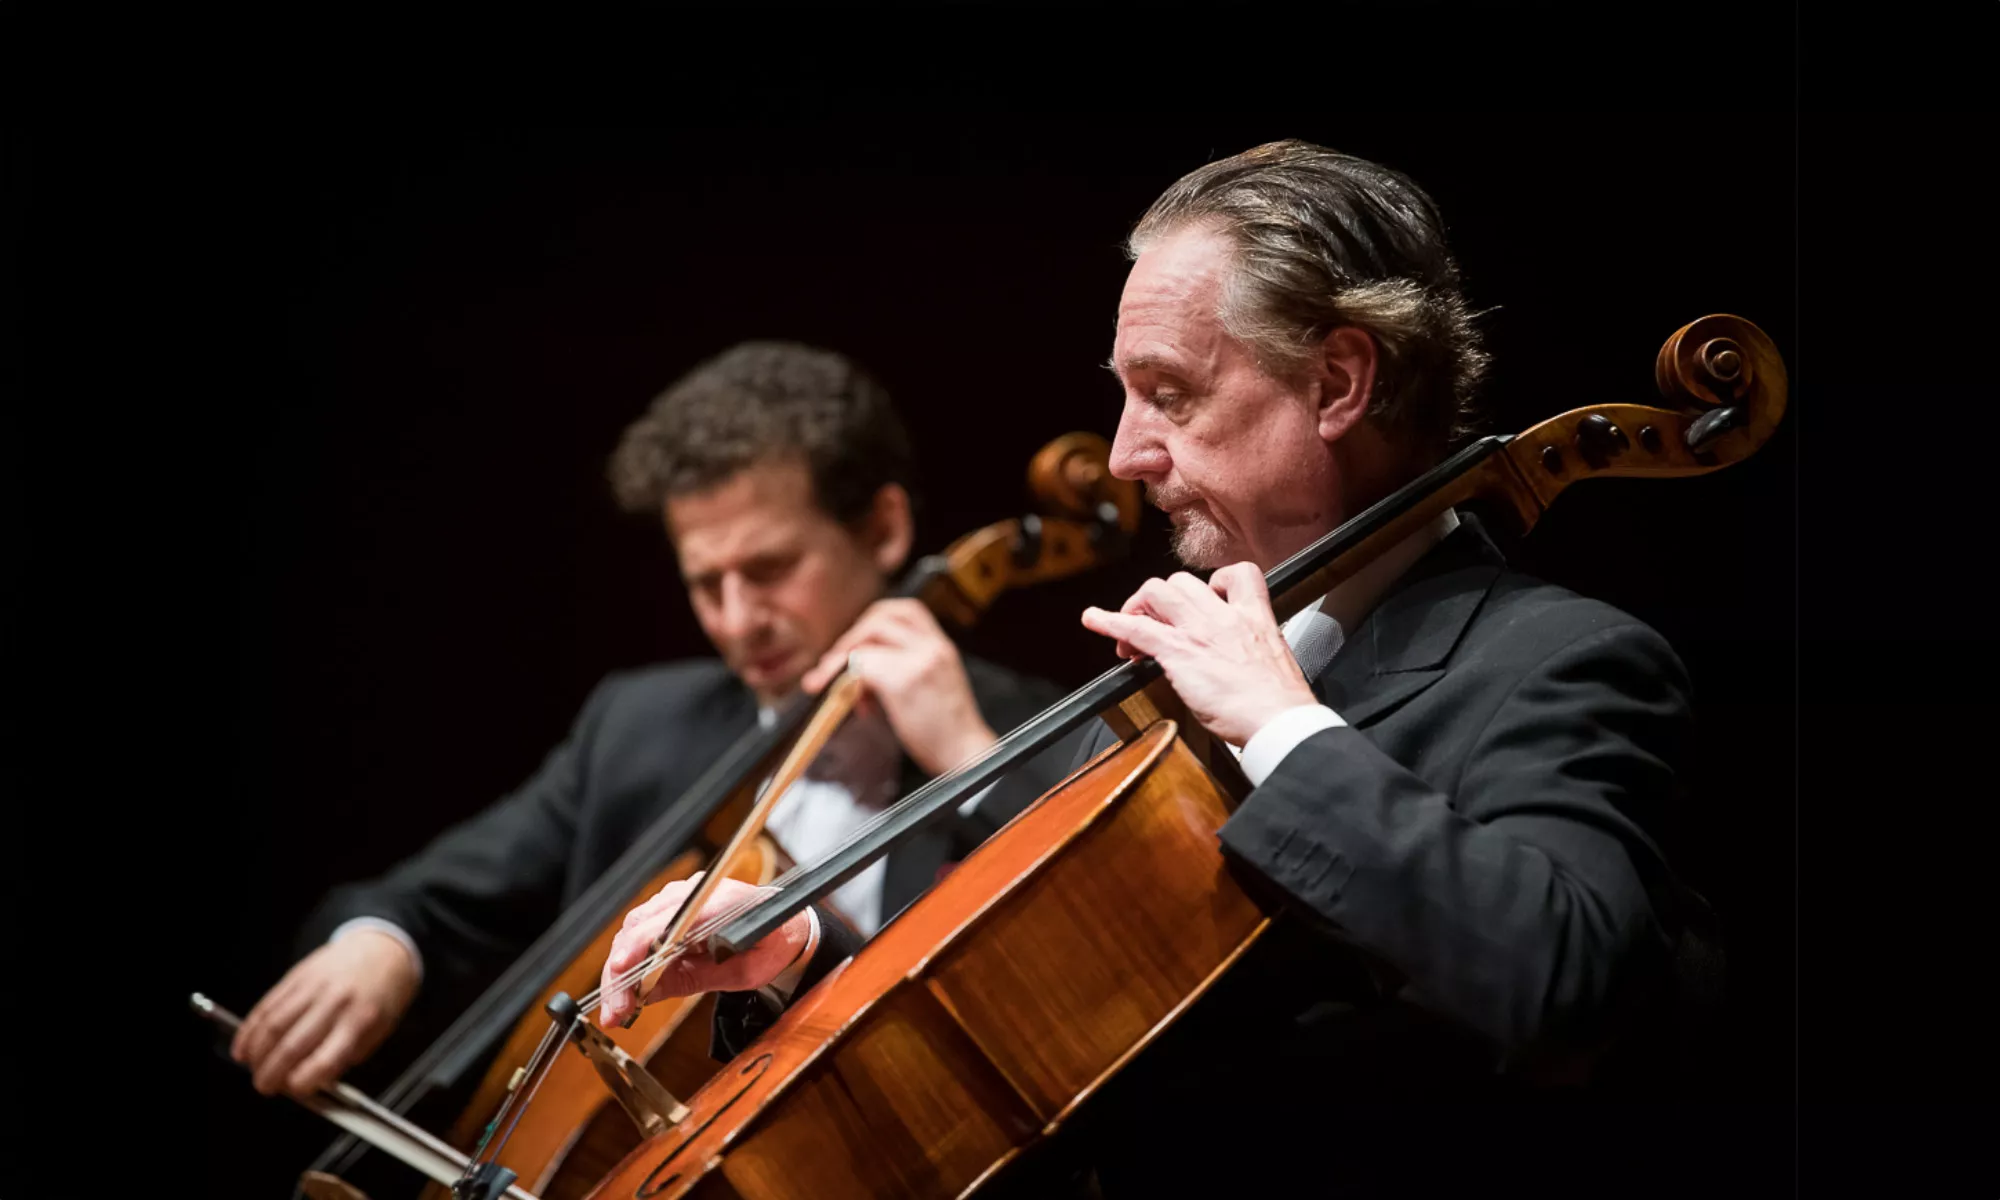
xmin=304 ymin=655 xmax=1062 ymax=1022
xmin=721 ymin=517 xmax=1722 ymax=1196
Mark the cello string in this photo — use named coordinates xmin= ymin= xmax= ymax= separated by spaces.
xmin=457 ymin=1024 xmax=559 ymax=1181
xmin=458 ymin=1019 xmax=568 ymax=1184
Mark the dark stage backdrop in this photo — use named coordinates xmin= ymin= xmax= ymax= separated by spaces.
xmin=18 ymin=33 xmax=1815 ymax=1195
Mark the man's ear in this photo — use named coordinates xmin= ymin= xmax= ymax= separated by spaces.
xmin=858 ymin=483 xmax=915 ymax=577
xmin=1316 ymin=325 xmax=1380 ymax=445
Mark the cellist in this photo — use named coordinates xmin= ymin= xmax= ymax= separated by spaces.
xmin=602 ymin=141 xmax=1723 ymax=1197
xmin=227 ymin=341 xmax=1069 ymax=1117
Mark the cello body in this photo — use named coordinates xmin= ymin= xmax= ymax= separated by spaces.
xmin=580 ymin=716 xmax=1258 ymax=1200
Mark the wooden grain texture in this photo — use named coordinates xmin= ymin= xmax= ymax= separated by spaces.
xmin=719 ymin=983 xmax=1040 ymax=1200
xmin=924 ymin=741 xmax=1264 ymax=1118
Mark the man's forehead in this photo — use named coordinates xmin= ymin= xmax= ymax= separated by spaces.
xmin=675 ymin=513 xmax=806 ymax=555
xmin=666 ymin=460 xmax=820 ymax=559
xmin=1121 ymin=239 xmax=1223 ymax=311
xmin=1114 ymin=226 xmax=1230 ymax=372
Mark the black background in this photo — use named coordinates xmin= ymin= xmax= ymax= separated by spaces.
xmin=11 ymin=4 xmax=1996 ymax=1196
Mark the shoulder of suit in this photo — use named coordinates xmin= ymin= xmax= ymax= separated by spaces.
xmin=583 ymin=659 xmax=745 ymax=726
xmin=1472 ymin=566 xmax=1679 ymax=667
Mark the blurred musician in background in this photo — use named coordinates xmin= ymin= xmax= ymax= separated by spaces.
xmin=228 ymin=341 xmax=1064 ymax=1102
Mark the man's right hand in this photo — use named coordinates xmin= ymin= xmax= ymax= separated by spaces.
xmin=597 ymin=875 xmax=816 ymax=1029
xmin=231 ymin=929 xmax=420 ymax=1099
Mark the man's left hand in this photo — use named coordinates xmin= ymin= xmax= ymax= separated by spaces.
xmin=1081 ymin=563 xmax=1316 ymax=747
xmin=799 ymin=599 xmax=998 ymax=776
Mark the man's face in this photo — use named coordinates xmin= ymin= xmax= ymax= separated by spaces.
xmin=1108 ymin=223 xmax=1343 ymax=572
xmin=666 ymin=459 xmax=893 ymax=705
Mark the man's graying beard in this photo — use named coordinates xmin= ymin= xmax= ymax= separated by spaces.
xmin=1148 ymin=482 xmax=1232 ymax=569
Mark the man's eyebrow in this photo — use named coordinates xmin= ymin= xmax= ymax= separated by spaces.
xmin=1105 ymin=352 xmax=1185 ymax=380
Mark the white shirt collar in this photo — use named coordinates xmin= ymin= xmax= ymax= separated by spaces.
xmin=1306 ymin=507 xmax=1459 ymax=636
xmin=1280 ymin=507 xmax=1460 ymax=666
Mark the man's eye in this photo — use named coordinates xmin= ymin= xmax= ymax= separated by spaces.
xmin=1152 ymin=390 xmax=1188 ymax=414
xmin=743 ymin=556 xmax=798 ymax=585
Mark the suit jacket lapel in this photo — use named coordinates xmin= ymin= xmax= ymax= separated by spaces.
xmin=1313 ymin=516 xmax=1506 ymax=728
xmin=657 ymin=674 xmax=760 ymax=806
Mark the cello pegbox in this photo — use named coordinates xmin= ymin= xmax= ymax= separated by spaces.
xmin=1503 ymin=315 xmax=1787 ymax=510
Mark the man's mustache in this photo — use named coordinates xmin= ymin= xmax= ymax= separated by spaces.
xmin=723 ymin=631 xmax=785 ymax=661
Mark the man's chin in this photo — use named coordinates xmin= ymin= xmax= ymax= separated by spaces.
xmin=735 ymin=657 xmax=805 ymax=703
xmin=1168 ymin=524 xmax=1237 ymax=571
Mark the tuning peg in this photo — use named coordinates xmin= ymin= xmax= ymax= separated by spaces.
xmin=1574 ymin=413 xmax=1631 ymax=469
xmin=1684 ymin=405 xmax=1745 ymax=451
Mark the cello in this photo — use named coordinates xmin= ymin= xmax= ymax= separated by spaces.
xmin=193 ymin=432 xmax=1142 ymax=1200
xmin=509 ymin=314 xmax=1787 ymax=1199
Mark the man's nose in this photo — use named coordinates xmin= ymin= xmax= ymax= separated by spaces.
xmin=715 ymin=575 xmax=764 ymax=640
xmin=1108 ymin=398 xmax=1167 ymax=482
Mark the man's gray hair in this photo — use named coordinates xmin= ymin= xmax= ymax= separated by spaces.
xmin=1128 ymin=139 xmax=1489 ymax=460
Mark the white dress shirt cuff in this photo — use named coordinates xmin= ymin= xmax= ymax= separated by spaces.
xmin=757 ymin=906 xmax=822 ymax=1010
xmin=330 ymin=917 xmax=424 ymax=984
xmin=1239 ymin=704 xmax=1347 ymax=787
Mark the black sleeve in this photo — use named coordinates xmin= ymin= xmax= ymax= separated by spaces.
xmin=1215 ymin=622 xmax=1693 ymax=1064
xmin=297 ymin=676 xmax=621 ymax=1004
xmin=708 ymin=904 xmax=866 ymax=1061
